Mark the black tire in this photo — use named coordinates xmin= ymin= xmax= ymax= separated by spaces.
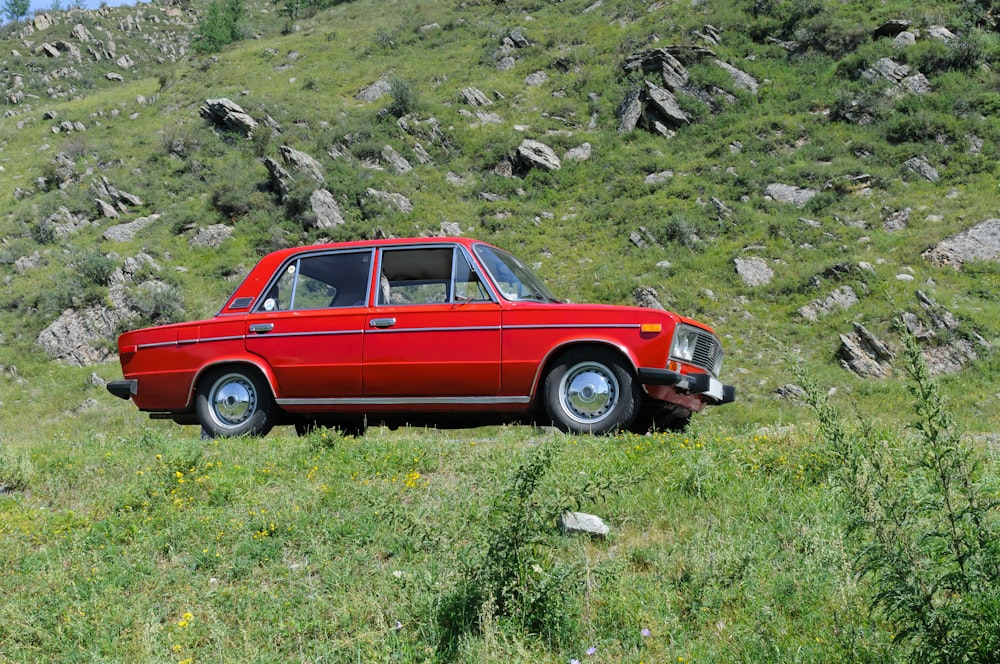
xmin=543 ymin=347 xmax=640 ymax=434
xmin=196 ymin=367 xmax=276 ymax=438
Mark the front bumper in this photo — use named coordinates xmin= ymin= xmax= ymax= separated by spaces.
xmin=637 ymin=368 xmax=736 ymax=405
xmin=107 ymin=379 xmax=137 ymax=400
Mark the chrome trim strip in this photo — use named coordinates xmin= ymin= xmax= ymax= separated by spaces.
xmin=367 ymin=325 xmax=502 ymax=334
xmin=276 ymin=396 xmax=531 ymax=406
xmin=506 ymin=324 xmax=640 ymax=331
xmin=248 ymin=330 xmax=363 ymax=339
xmin=137 ymin=335 xmax=246 ymax=350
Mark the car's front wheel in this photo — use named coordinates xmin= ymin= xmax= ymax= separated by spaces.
xmin=543 ymin=348 xmax=639 ymax=434
xmin=196 ymin=367 xmax=276 ymax=438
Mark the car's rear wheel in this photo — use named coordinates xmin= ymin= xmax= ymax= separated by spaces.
xmin=543 ymin=348 xmax=639 ymax=434
xmin=196 ymin=367 xmax=276 ymax=438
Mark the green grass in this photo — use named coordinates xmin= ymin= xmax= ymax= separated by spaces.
xmin=0 ymin=421 xmax=893 ymax=663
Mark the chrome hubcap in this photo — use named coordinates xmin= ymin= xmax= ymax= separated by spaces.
xmin=560 ymin=361 xmax=618 ymax=424
xmin=211 ymin=374 xmax=256 ymax=427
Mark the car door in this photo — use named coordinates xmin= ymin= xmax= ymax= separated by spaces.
xmin=245 ymin=249 xmax=373 ymax=401
xmin=363 ymin=245 xmax=502 ymax=398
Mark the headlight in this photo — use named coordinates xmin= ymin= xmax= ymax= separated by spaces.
xmin=670 ymin=326 xmax=699 ymax=362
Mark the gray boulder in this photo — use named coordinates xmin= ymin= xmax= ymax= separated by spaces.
xmin=460 ymin=87 xmax=492 ymax=106
xmin=923 ymin=219 xmax=1000 ymax=268
xmin=714 ymin=59 xmax=758 ymax=94
xmin=103 ymin=214 xmax=161 ymax=242
xmin=309 ymin=189 xmax=345 ymax=228
xmin=381 ymin=145 xmax=412 ymax=174
xmin=558 ymin=512 xmax=609 ymax=537
xmin=200 ymin=98 xmax=258 ymax=138
xmin=735 ymin=256 xmax=773 ymax=287
xmin=191 ymin=224 xmax=233 ymax=248
xmin=516 ymin=139 xmax=561 ymax=172
xmin=798 ymin=285 xmax=858 ymax=321
xmin=355 ymin=76 xmax=391 ymax=102
xmin=839 ymin=323 xmax=894 ymax=379
xmin=904 ymin=156 xmax=939 ymax=182
xmin=280 ymin=145 xmax=325 ymax=184
xmin=365 ymin=188 xmax=413 ymax=213
xmin=765 ymin=183 xmax=818 ymax=208
xmin=643 ymin=81 xmax=690 ymax=128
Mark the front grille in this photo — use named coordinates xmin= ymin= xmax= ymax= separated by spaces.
xmin=682 ymin=329 xmax=724 ymax=376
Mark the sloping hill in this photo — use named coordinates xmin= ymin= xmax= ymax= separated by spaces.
xmin=1 ymin=0 xmax=999 ymax=433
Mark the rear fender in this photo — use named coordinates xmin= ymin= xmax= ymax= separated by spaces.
xmin=187 ymin=358 xmax=279 ymax=409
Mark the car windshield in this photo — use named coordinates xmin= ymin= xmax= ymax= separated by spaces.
xmin=474 ymin=245 xmax=561 ymax=303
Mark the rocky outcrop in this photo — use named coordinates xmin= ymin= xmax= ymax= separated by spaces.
xmin=839 ymin=323 xmax=895 ymax=378
xmin=200 ymin=98 xmax=258 ymax=137
xmin=309 ymin=189 xmax=345 ymax=228
xmin=904 ymin=156 xmax=939 ymax=182
xmin=798 ymin=285 xmax=859 ymax=321
xmin=190 ymin=224 xmax=233 ymax=248
xmin=355 ymin=76 xmax=391 ymax=102
xmin=279 ymin=145 xmax=325 ymax=184
xmin=365 ymin=188 xmax=413 ymax=213
xmin=922 ymin=219 xmax=1000 ymax=268
xmin=516 ymin=139 xmax=561 ymax=172
xmin=103 ymin=214 xmax=161 ymax=242
xmin=634 ymin=286 xmax=665 ymax=311
xmin=765 ymin=183 xmax=818 ymax=208
xmin=618 ymin=46 xmax=757 ymax=137
xmin=735 ymin=257 xmax=773 ymax=287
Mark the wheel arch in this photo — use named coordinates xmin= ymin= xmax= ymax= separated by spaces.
xmin=188 ymin=358 xmax=278 ymax=407
xmin=530 ymin=340 xmax=639 ymax=403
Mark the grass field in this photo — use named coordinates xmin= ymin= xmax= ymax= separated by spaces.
xmin=0 ymin=413 xmax=882 ymax=663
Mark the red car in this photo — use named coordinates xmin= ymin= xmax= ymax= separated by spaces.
xmin=108 ymin=237 xmax=734 ymax=436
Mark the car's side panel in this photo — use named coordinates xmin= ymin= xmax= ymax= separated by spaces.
xmin=244 ymin=308 xmax=366 ymax=399
xmin=363 ymin=303 xmax=502 ymax=397
xmin=122 ymin=319 xmax=249 ymax=410
xmin=497 ymin=304 xmax=676 ymax=397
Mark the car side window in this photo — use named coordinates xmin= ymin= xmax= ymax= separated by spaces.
xmin=260 ymin=251 xmax=372 ymax=311
xmin=453 ymin=251 xmax=491 ymax=302
xmin=378 ymin=247 xmax=488 ymax=305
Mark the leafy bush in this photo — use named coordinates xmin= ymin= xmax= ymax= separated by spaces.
xmin=798 ymin=327 xmax=1000 ymax=664
xmin=436 ymin=442 xmax=591 ymax=656
xmin=386 ymin=77 xmax=419 ymax=119
xmin=194 ymin=0 xmax=251 ymax=53
xmin=72 ymin=250 xmax=117 ymax=288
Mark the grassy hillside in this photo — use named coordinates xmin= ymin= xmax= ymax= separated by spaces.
xmin=1 ymin=0 xmax=1000 ymax=660
xmin=1 ymin=0 xmax=999 ymax=433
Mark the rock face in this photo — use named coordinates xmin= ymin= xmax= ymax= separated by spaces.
xmin=735 ymin=257 xmax=773 ymax=287
xmin=516 ymin=139 xmax=561 ymax=172
xmin=839 ymin=322 xmax=895 ymax=378
xmin=200 ymin=98 xmax=258 ymax=137
xmin=904 ymin=156 xmax=939 ymax=182
xmin=280 ymin=145 xmax=325 ymax=184
xmin=798 ymin=285 xmax=858 ymax=321
xmin=103 ymin=214 xmax=161 ymax=242
xmin=922 ymin=219 xmax=1000 ymax=268
xmin=634 ymin=286 xmax=665 ymax=310
xmin=765 ymin=183 xmax=818 ymax=208
xmin=38 ymin=307 xmax=122 ymax=365
xmin=309 ymin=189 xmax=345 ymax=228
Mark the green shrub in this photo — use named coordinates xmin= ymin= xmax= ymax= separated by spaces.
xmin=436 ymin=441 xmax=591 ymax=656
xmin=798 ymin=327 xmax=1000 ymax=664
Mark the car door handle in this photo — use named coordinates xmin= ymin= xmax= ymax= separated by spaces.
xmin=249 ymin=323 xmax=274 ymax=333
xmin=369 ymin=318 xmax=396 ymax=328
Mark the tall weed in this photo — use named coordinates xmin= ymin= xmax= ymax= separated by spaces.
xmin=797 ymin=326 xmax=1000 ymax=663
